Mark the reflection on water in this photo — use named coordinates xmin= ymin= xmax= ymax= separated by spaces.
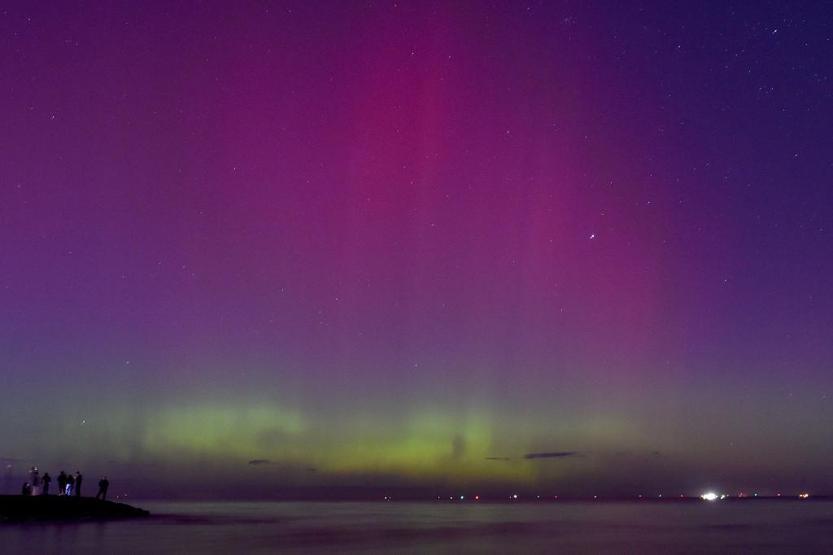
xmin=2 ymin=501 xmax=833 ymax=553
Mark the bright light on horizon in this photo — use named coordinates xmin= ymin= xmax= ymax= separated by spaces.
xmin=700 ymin=492 xmax=719 ymax=501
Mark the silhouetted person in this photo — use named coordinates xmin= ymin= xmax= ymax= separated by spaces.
xmin=42 ymin=472 xmax=51 ymax=495
xmin=75 ymin=472 xmax=83 ymax=497
xmin=66 ymin=472 xmax=75 ymax=496
xmin=96 ymin=477 xmax=109 ymax=501
xmin=57 ymin=471 xmax=67 ymax=496
xmin=21 ymin=482 xmax=32 ymax=496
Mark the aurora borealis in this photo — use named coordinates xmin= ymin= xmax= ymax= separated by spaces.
xmin=2 ymin=1 xmax=833 ymax=499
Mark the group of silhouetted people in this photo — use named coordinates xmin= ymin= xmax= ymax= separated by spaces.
xmin=56 ymin=470 xmax=84 ymax=496
xmin=21 ymin=466 xmax=109 ymax=500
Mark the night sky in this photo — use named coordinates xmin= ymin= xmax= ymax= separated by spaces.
xmin=2 ymin=1 xmax=833 ymax=499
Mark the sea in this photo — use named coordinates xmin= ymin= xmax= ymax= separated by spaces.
xmin=2 ymin=500 xmax=833 ymax=553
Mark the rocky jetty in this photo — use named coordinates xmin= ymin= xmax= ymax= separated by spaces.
xmin=0 ymin=495 xmax=149 ymax=522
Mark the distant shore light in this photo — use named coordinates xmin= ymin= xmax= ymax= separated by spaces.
xmin=700 ymin=492 xmax=719 ymax=501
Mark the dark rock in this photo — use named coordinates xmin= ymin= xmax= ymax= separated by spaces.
xmin=0 ymin=495 xmax=149 ymax=522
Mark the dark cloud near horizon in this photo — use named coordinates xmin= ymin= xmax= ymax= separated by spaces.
xmin=451 ymin=434 xmax=466 ymax=460
xmin=248 ymin=459 xmax=273 ymax=465
xmin=523 ymin=451 xmax=578 ymax=460
xmin=485 ymin=456 xmax=512 ymax=461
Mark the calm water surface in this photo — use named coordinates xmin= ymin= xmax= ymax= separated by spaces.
xmin=3 ymin=500 xmax=833 ymax=553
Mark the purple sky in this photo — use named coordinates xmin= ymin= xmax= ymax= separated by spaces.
xmin=2 ymin=1 xmax=833 ymax=499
